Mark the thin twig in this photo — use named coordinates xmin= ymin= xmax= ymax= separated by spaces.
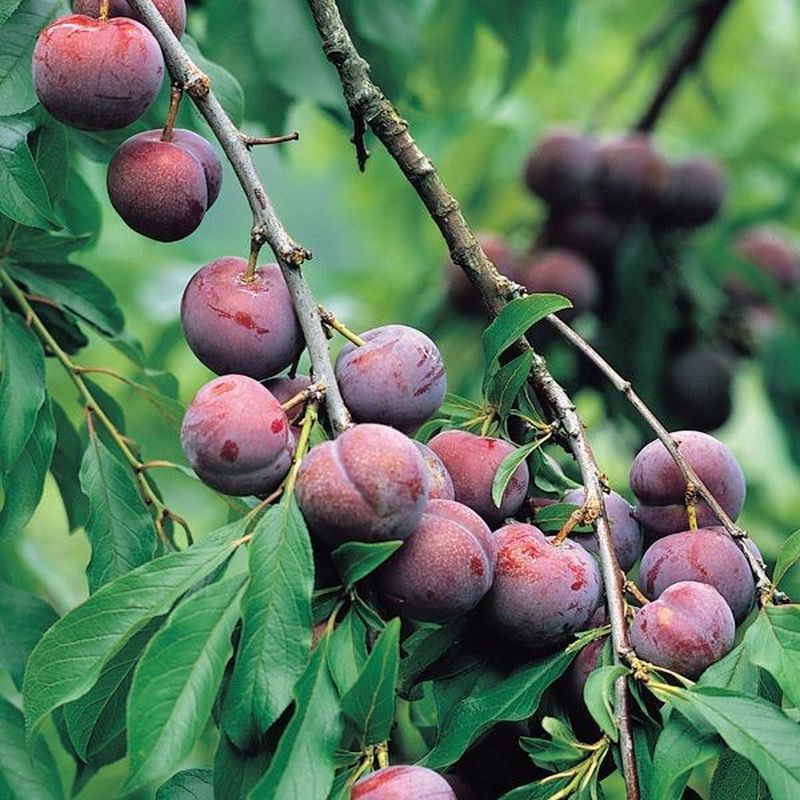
xmin=241 ymin=132 xmax=300 ymax=148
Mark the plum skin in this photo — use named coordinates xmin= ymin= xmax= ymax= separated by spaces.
xmin=517 ymin=249 xmax=600 ymax=319
xmin=352 ymin=765 xmax=456 ymax=799
xmin=375 ymin=499 xmax=495 ymax=622
xmin=73 ymin=0 xmax=187 ymax=38
xmin=335 ymin=324 xmax=447 ymax=434
xmin=180 ymin=375 xmax=293 ymax=496
xmin=32 ymin=15 xmax=164 ymax=131
xmin=524 ymin=130 xmax=597 ymax=208
xmin=107 ymin=134 xmax=209 ymax=242
xmin=483 ymin=523 xmax=603 ymax=650
xmin=427 ymin=430 xmax=530 ymax=526
xmin=294 ymin=423 xmax=429 ymax=545
xmin=181 ymin=257 xmax=304 ymax=379
xmin=414 ymin=441 xmax=455 ymax=501
xmin=629 ymin=581 xmax=735 ymax=679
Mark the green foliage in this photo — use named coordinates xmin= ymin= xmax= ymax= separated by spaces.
xmin=331 ymin=540 xmax=403 ymax=588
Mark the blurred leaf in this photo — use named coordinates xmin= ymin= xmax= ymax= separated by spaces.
xmin=331 ymin=540 xmax=403 ymax=588
xmin=123 ymin=575 xmax=245 ymax=793
xmin=710 ymin=749 xmax=772 ymax=800
xmin=183 ymin=35 xmax=245 ymax=128
xmin=23 ymin=519 xmax=248 ymax=737
xmin=222 ymin=499 xmax=313 ymax=750
xmin=744 ymin=605 xmax=800 ymax=709
xmin=156 ymin=769 xmax=214 ymax=800
xmin=328 ymin=608 xmax=369 ymax=696
xmin=540 ymin=0 xmax=572 ymax=64
xmin=583 ymin=665 xmax=629 ymax=742
xmin=49 ymin=401 xmax=89 ymax=531
xmin=773 ymin=529 xmax=800 ymax=588
xmin=351 ymin=0 xmax=427 ymax=57
xmin=485 ymin=350 xmax=534 ymax=416
xmin=0 ymin=581 xmax=57 ymax=689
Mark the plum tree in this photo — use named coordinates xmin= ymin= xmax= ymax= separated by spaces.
xmin=484 ymin=523 xmax=603 ymax=649
xmin=666 ymin=346 xmax=734 ymax=431
xmin=629 ymin=430 xmax=746 ymax=538
xmin=516 ymin=249 xmax=600 ymax=319
xmin=335 ymin=324 xmax=447 ymax=434
xmin=655 ymin=157 xmax=726 ymax=228
xmin=629 ymin=581 xmax=735 ymax=679
xmin=107 ymin=131 xmax=211 ymax=241
xmin=180 ymin=375 xmax=293 ymax=496
xmin=562 ymin=488 xmax=642 ymax=571
xmin=32 ymin=15 xmax=163 ymax=130
xmin=181 ymin=257 xmax=304 ymax=379
xmin=427 ymin=430 xmax=530 ymax=526
xmin=295 ymin=423 xmax=429 ymax=544
xmin=376 ymin=499 xmax=495 ymax=621
xmin=414 ymin=441 xmax=455 ymax=501
xmin=352 ymin=765 xmax=456 ymax=799
xmin=637 ymin=526 xmax=755 ymax=622
xmin=73 ymin=0 xmax=187 ymax=38
xmin=524 ymin=129 xmax=597 ymax=208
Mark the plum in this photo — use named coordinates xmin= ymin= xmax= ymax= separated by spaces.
xmin=73 ymin=0 xmax=187 ymax=37
xmin=544 ymin=205 xmax=621 ymax=264
xmin=181 ymin=257 xmax=304 ymax=379
xmin=629 ymin=430 xmax=746 ymax=538
xmin=629 ymin=581 xmax=735 ymax=679
xmin=666 ymin=346 xmax=734 ymax=431
xmin=32 ymin=15 xmax=164 ymax=130
xmin=264 ymin=374 xmax=312 ymax=430
xmin=376 ymin=499 xmax=495 ymax=621
xmin=414 ymin=442 xmax=455 ymax=501
xmin=637 ymin=526 xmax=755 ymax=623
xmin=516 ymin=249 xmax=600 ymax=319
xmin=733 ymin=227 xmax=800 ymax=292
xmin=524 ymin=130 xmax=597 ymax=208
xmin=295 ymin=424 xmax=429 ymax=544
xmin=562 ymin=488 xmax=642 ymax=572
xmin=427 ymin=430 xmax=529 ymax=526
xmin=335 ymin=325 xmax=446 ymax=434
xmin=352 ymin=765 xmax=456 ymax=799
xmin=170 ymin=129 xmax=223 ymax=207
xmin=484 ymin=523 xmax=603 ymax=650
xmin=180 ymin=375 xmax=293 ymax=496
xmin=655 ymin=157 xmax=726 ymax=228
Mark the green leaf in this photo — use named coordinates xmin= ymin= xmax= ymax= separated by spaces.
xmin=710 ymin=749 xmax=772 ymax=800
xmin=744 ymin=605 xmax=800 ymax=709
xmin=183 ymin=36 xmax=244 ymax=127
xmin=340 ymin=618 xmax=400 ymax=746
xmin=0 ymin=581 xmax=57 ymax=689
xmin=482 ymin=294 xmax=571 ymax=368
xmin=7 ymin=261 xmax=124 ymax=337
xmin=0 ymin=115 xmax=60 ymax=228
xmin=773 ymin=530 xmax=800 ymax=588
xmin=0 ymin=1 xmax=24 ymax=26
xmin=583 ymin=665 xmax=629 ymax=743
xmin=79 ymin=434 xmax=157 ymax=593
xmin=0 ymin=395 xmax=55 ymax=540
xmin=498 ymin=776 xmax=572 ymax=800
xmin=0 ymin=0 xmax=59 ymax=116
xmin=222 ymin=498 xmax=313 ymax=750
xmin=123 ymin=574 xmax=246 ymax=793
xmin=398 ymin=618 xmax=468 ymax=695
xmin=213 ymin=734 xmax=266 ymax=800
xmin=491 ymin=439 xmax=540 ymax=509
xmin=23 ymin=519 xmax=247 ymax=738
xmin=331 ymin=540 xmax=403 ymax=588
xmin=484 ymin=350 xmax=535 ymax=417
xmin=247 ymin=633 xmax=343 ymax=800
xmin=531 ymin=502 xmax=591 ymax=533
xmin=156 ymin=769 xmax=214 ymax=800
xmin=424 ymin=649 xmax=574 ymax=770
xmin=327 ymin=608 xmax=369 ymax=696
xmin=0 ymin=303 xmax=46 ymax=474
xmin=49 ymin=402 xmax=89 ymax=531
xmin=0 ymin=697 xmax=63 ymax=800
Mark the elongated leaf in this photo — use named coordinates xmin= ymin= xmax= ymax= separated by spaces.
xmin=491 ymin=439 xmax=540 ymax=508
xmin=583 ymin=665 xmax=629 ymax=742
xmin=327 ymin=609 xmax=369 ymax=696
xmin=773 ymin=529 xmax=800 ymax=588
xmin=341 ymin=618 xmax=400 ymax=746
xmin=79 ymin=434 xmax=157 ymax=593
xmin=498 ymin=776 xmax=572 ymax=800
xmin=0 ymin=395 xmax=55 ymax=540
xmin=0 ymin=303 xmax=46 ymax=474
xmin=23 ymin=519 xmax=247 ymax=737
xmin=424 ymin=650 xmax=574 ymax=769
xmin=0 ymin=1 xmax=24 ymax=26
xmin=710 ymin=749 xmax=771 ymax=800
xmin=483 ymin=294 xmax=571 ymax=368
xmin=213 ymin=734 xmax=266 ymax=800
xmin=156 ymin=769 xmax=214 ymax=800
xmin=484 ymin=350 xmax=535 ymax=416
xmin=222 ymin=498 xmax=313 ymax=750
xmin=0 ymin=581 xmax=57 ymax=690
xmin=0 ymin=697 xmax=63 ymax=800
xmin=331 ymin=540 xmax=403 ymax=588
xmin=398 ymin=617 xmax=468 ymax=694
xmin=124 ymin=576 xmax=245 ymax=791
xmin=744 ymin=605 xmax=800 ymax=709
xmin=49 ymin=401 xmax=88 ymax=531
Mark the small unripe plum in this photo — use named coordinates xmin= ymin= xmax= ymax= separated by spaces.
xmin=594 ymin=135 xmax=668 ymax=215
xmin=629 ymin=581 xmax=735 ymax=679
xmin=181 ymin=257 xmax=304 ymax=379
xmin=335 ymin=325 xmax=447 ymax=434
xmin=630 ymin=430 xmax=746 ymax=538
xmin=427 ymin=430 xmax=530 ymax=526
xmin=180 ymin=375 xmax=293 ymax=496
xmin=484 ymin=523 xmax=603 ymax=650
xmin=107 ymin=134 xmax=208 ymax=241
xmin=516 ymin=249 xmax=600 ymax=319
xmin=32 ymin=15 xmax=164 ymax=130
xmin=447 ymin=233 xmax=518 ymax=315
xmin=637 ymin=526 xmax=755 ymax=623
xmin=295 ymin=424 xmax=429 ymax=545
xmin=524 ymin=130 xmax=597 ymax=208
xmin=733 ymin=227 xmax=800 ymax=291
xmin=562 ymin=488 xmax=643 ymax=571
xmin=545 ymin=205 xmax=621 ymax=264
xmin=414 ymin=441 xmax=455 ymax=501
xmin=376 ymin=499 xmax=495 ymax=622
xmin=666 ymin=346 xmax=734 ymax=431
xmin=73 ymin=0 xmax=187 ymax=37
xmin=655 ymin=157 xmax=726 ymax=228
xmin=352 ymin=765 xmax=456 ymax=799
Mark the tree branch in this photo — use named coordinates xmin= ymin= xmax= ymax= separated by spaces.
xmin=126 ymin=0 xmax=351 ymax=435
xmin=634 ymin=0 xmax=733 ymax=133
xmin=306 ymin=1 xmax=639 ymax=795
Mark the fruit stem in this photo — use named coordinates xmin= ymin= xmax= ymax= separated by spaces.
xmin=318 ymin=306 xmax=366 ymax=347
xmin=280 ymin=382 xmax=325 ymax=414
xmin=241 ymin=132 xmax=300 ymax=149
xmin=243 ymin=235 xmax=262 ymax=283
xmin=284 ymin=400 xmax=319 ymax=496
xmin=685 ymin=481 xmax=699 ymax=530
xmin=99 ymin=0 xmax=110 ymax=20
xmin=161 ymin=83 xmax=183 ymax=143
